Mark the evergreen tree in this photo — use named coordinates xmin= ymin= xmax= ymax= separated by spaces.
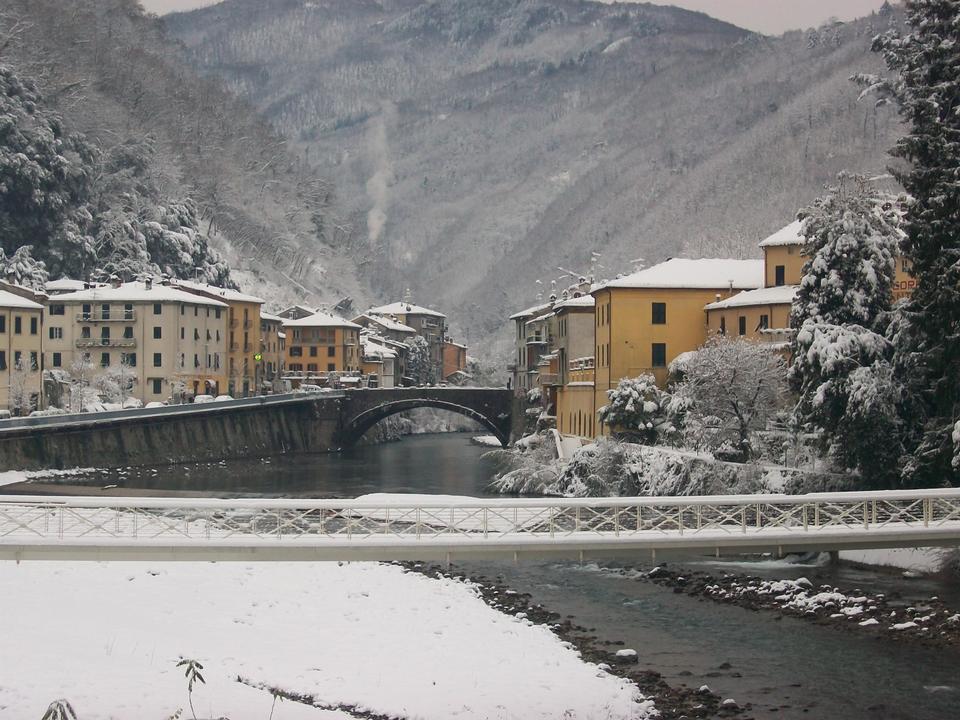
xmin=866 ymin=1 xmax=960 ymax=486
xmin=597 ymin=375 xmax=673 ymax=445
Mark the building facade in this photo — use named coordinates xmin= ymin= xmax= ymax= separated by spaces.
xmin=171 ymin=281 xmax=264 ymax=397
xmin=259 ymin=312 xmax=285 ymax=390
xmin=368 ymin=301 xmax=448 ymax=381
xmin=283 ymin=311 xmax=361 ymax=385
xmin=0 ymin=285 xmax=45 ymax=414
xmin=45 ymin=279 xmax=229 ymax=404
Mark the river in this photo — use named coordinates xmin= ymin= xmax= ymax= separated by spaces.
xmin=31 ymin=433 xmax=960 ymax=719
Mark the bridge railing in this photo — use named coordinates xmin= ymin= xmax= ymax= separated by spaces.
xmin=1 ymin=490 xmax=959 ymax=550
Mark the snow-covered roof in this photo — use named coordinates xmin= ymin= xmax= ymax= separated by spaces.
xmin=758 ymin=220 xmax=804 ymax=248
xmin=509 ymin=302 xmax=552 ymax=320
xmin=526 ymin=312 xmax=554 ymax=325
xmin=0 ymin=289 xmax=43 ymax=310
xmin=369 ymin=301 xmax=446 ymax=318
xmin=445 ymin=340 xmax=468 ymax=349
xmin=704 ymin=285 xmax=799 ymax=311
xmin=362 ymin=337 xmax=398 ymax=359
xmin=260 ymin=311 xmax=284 ymax=323
xmin=601 ymin=258 xmax=764 ymax=290
xmin=45 ymin=279 xmax=102 ymax=293
xmin=52 ymin=281 xmax=229 ymax=307
xmin=170 ymin=279 xmax=265 ymax=304
xmin=554 ymin=295 xmax=595 ymax=310
xmin=356 ymin=313 xmax=417 ymax=334
xmin=283 ymin=310 xmax=361 ymax=329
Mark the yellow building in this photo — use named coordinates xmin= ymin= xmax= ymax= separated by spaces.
xmin=592 ymin=258 xmax=764 ymax=429
xmin=283 ymin=311 xmax=361 ymax=384
xmin=171 ymin=281 xmax=264 ymax=397
xmin=46 ymin=278 xmax=229 ymax=404
xmin=259 ymin=311 xmax=285 ymax=391
xmin=707 ymin=221 xmax=919 ymax=347
xmin=0 ymin=284 xmax=45 ymax=414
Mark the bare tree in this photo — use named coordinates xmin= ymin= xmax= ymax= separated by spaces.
xmin=95 ymin=357 xmax=137 ymax=406
xmin=8 ymin=359 xmax=31 ymax=416
xmin=68 ymin=354 xmax=94 ymax=413
xmin=673 ymin=337 xmax=787 ymax=460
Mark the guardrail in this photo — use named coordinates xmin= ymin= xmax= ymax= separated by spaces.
xmin=76 ymin=338 xmax=136 ymax=349
xmin=1 ymin=489 xmax=958 ymax=562
xmin=0 ymin=391 xmax=346 ymax=432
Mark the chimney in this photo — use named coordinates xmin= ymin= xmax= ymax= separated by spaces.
xmin=144 ymin=277 xmax=153 ymax=291
xmin=110 ymin=274 xmax=122 ymax=289
xmin=715 ymin=293 xmax=721 ymax=302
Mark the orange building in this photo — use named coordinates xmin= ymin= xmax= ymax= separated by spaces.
xmin=442 ymin=340 xmax=468 ymax=381
xmin=282 ymin=311 xmax=361 ymax=385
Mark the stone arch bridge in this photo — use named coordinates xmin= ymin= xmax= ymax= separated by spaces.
xmin=338 ymin=387 xmax=518 ymax=448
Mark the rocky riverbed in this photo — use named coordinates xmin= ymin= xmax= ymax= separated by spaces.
xmin=622 ymin=563 xmax=960 ymax=648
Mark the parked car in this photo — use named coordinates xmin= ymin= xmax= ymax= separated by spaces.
xmin=213 ymin=395 xmax=234 ymax=402
xmin=294 ymin=384 xmax=324 ymax=394
xmin=144 ymin=401 xmax=166 ymax=409
xmin=193 ymin=395 xmax=215 ymax=404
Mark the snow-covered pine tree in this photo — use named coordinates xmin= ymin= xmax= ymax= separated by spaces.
xmin=868 ymin=0 xmax=960 ymax=486
xmin=597 ymin=375 xmax=672 ymax=445
xmin=0 ymin=246 xmax=49 ymax=290
xmin=788 ymin=173 xmax=906 ymax=485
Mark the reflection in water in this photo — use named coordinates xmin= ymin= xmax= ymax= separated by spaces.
xmin=32 ymin=432 xmax=960 ymax=720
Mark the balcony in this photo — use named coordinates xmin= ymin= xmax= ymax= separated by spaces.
xmin=229 ymin=342 xmax=241 ymax=352
xmin=76 ymin=338 xmax=136 ymax=349
xmin=76 ymin=311 xmax=136 ymax=322
xmin=539 ymin=373 xmax=561 ymax=386
xmin=526 ymin=333 xmax=549 ymax=345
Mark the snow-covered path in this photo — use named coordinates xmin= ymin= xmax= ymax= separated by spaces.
xmin=0 ymin=561 xmax=653 ymax=720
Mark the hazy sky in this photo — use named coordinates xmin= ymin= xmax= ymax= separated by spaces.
xmin=139 ymin=0 xmax=889 ymax=35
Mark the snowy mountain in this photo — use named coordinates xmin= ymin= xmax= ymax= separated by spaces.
xmin=165 ymin=0 xmax=903 ymax=353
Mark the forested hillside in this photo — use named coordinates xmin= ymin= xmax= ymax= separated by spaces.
xmin=0 ymin=0 xmax=361 ymax=305
xmin=167 ymin=0 xmax=903 ymax=351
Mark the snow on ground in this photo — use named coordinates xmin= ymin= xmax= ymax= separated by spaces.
xmin=0 ymin=467 xmax=95 ymax=487
xmin=471 ymin=435 xmax=502 ymax=447
xmin=839 ymin=547 xmax=947 ymax=573
xmin=0 ymin=561 xmax=652 ymax=720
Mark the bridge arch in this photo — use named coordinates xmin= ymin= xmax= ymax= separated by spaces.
xmin=339 ymin=393 xmax=512 ymax=448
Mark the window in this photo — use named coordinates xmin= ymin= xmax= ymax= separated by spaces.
xmin=154 ymin=303 xmax=162 ymax=315
xmin=758 ymin=314 xmax=769 ymax=330
xmin=652 ymin=302 xmax=666 ymax=325
xmin=29 ymin=317 xmax=37 ymax=335
xmin=307 ymin=363 xmax=318 ymax=372
xmin=12 ymin=351 xmax=20 ymax=368
xmin=216 ymin=330 xmax=220 ymax=342
xmin=194 ymin=306 xmax=198 ymax=317
xmin=310 ymin=345 xmax=318 ymax=357
xmin=738 ymin=316 xmax=747 ymax=336
xmin=327 ymin=363 xmax=336 ymax=371
xmin=82 ymin=304 xmax=91 ymax=320
xmin=180 ymin=327 xmax=185 ymax=340
xmin=124 ymin=303 xmax=133 ymax=320
xmin=328 ymin=346 xmax=336 ymax=357
xmin=153 ymin=352 xmax=162 ymax=367
xmin=30 ymin=351 xmax=38 ymax=370
xmin=49 ymin=327 xmax=63 ymax=340
xmin=122 ymin=353 xmax=136 ymax=367
xmin=50 ymin=304 xmax=65 ymax=316
xmin=194 ymin=328 xmax=200 ymax=341
xmin=206 ymin=329 xmax=211 ymax=341
xmin=153 ymin=326 xmax=162 ymax=339
xmin=0 ymin=316 xmax=5 ymax=333
xmin=215 ymin=308 xmax=221 ymax=319
xmin=101 ymin=352 xmax=110 ymax=367
xmin=652 ymin=343 xmax=667 ymax=368
xmin=101 ymin=327 xmax=110 ymax=340
xmin=719 ymin=316 xmax=726 ymax=335
xmin=194 ymin=354 xmax=200 ymax=368
xmin=101 ymin=304 xmax=110 ymax=320
xmin=81 ymin=326 xmax=91 ymax=339
xmin=52 ymin=352 xmax=61 ymax=368
xmin=152 ymin=379 xmax=163 ymax=395
xmin=14 ymin=316 xmax=21 ymax=334
xmin=0 ymin=351 xmax=5 ymax=370
xmin=180 ymin=305 xmax=185 ymax=316
xmin=290 ymin=346 xmax=303 ymax=357
xmin=289 ymin=363 xmax=303 ymax=372
xmin=775 ymin=265 xmax=785 ymax=287
xmin=123 ymin=326 xmax=134 ymax=339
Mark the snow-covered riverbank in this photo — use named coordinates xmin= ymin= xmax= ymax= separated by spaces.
xmin=0 ymin=561 xmax=653 ymax=720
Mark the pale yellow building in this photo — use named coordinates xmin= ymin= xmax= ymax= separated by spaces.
xmin=0 ymin=285 xmax=45 ymax=414
xmin=171 ymin=281 xmax=264 ymax=397
xmin=46 ymin=279 xmax=229 ymax=404
xmin=283 ymin=311 xmax=361 ymax=384
xmin=553 ymin=294 xmax=598 ymax=438
xmin=592 ymin=258 xmax=764 ymax=430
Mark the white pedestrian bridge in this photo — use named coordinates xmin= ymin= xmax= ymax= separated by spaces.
xmin=1 ymin=489 xmax=959 ymax=563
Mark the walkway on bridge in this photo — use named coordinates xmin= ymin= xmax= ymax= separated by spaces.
xmin=1 ymin=489 xmax=959 ymax=562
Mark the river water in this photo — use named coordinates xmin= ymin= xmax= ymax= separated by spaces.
xmin=37 ymin=433 xmax=960 ymax=719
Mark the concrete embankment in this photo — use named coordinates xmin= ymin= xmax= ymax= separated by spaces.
xmin=0 ymin=396 xmax=342 ymax=471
